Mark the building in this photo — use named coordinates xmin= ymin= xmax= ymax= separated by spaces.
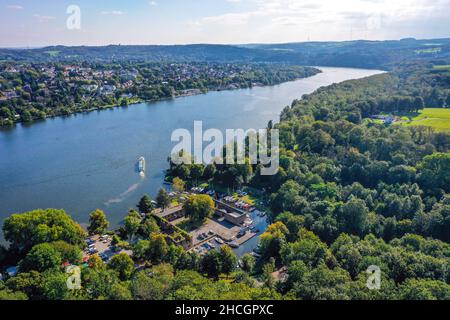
xmin=154 ymin=205 xmax=185 ymax=222
xmin=214 ymin=200 xmax=248 ymax=226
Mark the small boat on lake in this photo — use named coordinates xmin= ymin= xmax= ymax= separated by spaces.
xmin=138 ymin=157 xmax=146 ymax=176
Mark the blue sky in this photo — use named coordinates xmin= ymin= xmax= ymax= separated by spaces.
xmin=1 ymin=0 xmax=449 ymax=47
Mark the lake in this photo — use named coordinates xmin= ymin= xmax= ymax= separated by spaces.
xmin=0 ymin=67 xmax=383 ymax=239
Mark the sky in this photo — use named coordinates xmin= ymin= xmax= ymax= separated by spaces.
xmin=0 ymin=0 xmax=449 ymax=47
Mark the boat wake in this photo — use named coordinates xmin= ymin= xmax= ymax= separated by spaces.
xmin=104 ymin=182 xmax=141 ymax=206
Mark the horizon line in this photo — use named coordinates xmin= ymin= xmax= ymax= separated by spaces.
xmin=1 ymin=36 xmax=450 ymax=50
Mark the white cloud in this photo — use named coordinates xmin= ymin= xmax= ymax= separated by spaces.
xmin=149 ymin=1 xmax=158 ymax=6
xmin=189 ymin=0 xmax=450 ymax=42
xmin=101 ymin=10 xmax=124 ymax=16
xmin=33 ymin=14 xmax=56 ymax=23
xmin=7 ymin=5 xmax=24 ymax=10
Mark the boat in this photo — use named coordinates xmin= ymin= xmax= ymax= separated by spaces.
xmin=229 ymin=241 xmax=240 ymax=248
xmin=138 ymin=157 xmax=146 ymax=176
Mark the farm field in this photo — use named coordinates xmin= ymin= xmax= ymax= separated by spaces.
xmin=403 ymin=108 xmax=450 ymax=132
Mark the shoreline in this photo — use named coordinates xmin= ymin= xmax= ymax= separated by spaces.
xmin=0 ymin=70 xmax=322 ymax=130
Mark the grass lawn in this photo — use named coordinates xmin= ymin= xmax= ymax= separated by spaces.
xmin=433 ymin=65 xmax=450 ymax=70
xmin=402 ymin=108 xmax=450 ymax=132
xmin=232 ymin=193 xmax=256 ymax=206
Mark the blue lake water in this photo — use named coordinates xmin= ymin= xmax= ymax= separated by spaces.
xmin=0 ymin=67 xmax=383 ymax=242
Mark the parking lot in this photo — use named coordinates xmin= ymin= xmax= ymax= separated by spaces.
xmin=188 ymin=217 xmax=258 ymax=255
xmin=84 ymin=235 xmax=132 ymax=262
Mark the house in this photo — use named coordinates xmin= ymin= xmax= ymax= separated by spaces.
xmin=370 ymin=114 xmax=397 ymax=125
xmin=101 ymin=85 xmax=116 ymax=95
xmin=82 ymin=84 xmax=98 ymax=91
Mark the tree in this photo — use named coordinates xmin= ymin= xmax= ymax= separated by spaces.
xmin=21 ymin=110 xmax=32 ymax=122
xmin=19 ymin=243 xmax=62 ymax=272
xmin=183 ymin=194 xmax=215 ymax=223
xmin=219 ymin=245 xmax=238 ymax=276
xmin=123 ymin=209 xmax=142 ymax=240
xmin=203 ymin=164 xmax=217 ymax=180
xmin=270 ymin=180 xmax=302 ymax=212
xmin=87 ymin=209 xmax=109 ymax=235
xmin=260 ymin=222 xmax=289 ymax=259
xmin=137 ymin=195 xmax=155 ymax=214
xmin=49 ymin=241 xmax=82 ymax=264
xmin=5 ymin=271 xmax=43 ymax=299
xmin=156 ymin=188 xmax=171 ymax=209
xmin=262 ymin=259 xmax=276 ymax=289
xmin=133 ymin=240 xmax=150 ymax=261
xmin=280 ymin=229 xmax=332 ymax=269
xmin=414 ymin=96 xmax=425 ymax=111
xmin=147 ymin=233 xmax=169 ymax=264
xmin=418 ymin=153 xmax=450 ymax=193
xmin=131 ymin=270 xmax=166 ymax=300
xmin=190 ymin=164 xmax=205 ymax=185
xmin=40 ymin=270 xmax=70 ymax=300
xmin=140 ymin=217 xmax=160 ymax=238
xmin=3 ymin=209 xmax=86 ymax=254
xmin=0 ymin=289 xmax=28 ymax=300
xmin=338 ymin=197 xmax=369 ymax=236
xmin=399 ymin=279 xmax=450 ymax=300
xmin=241 ymin=254 xmax=255 ymax=273
xmin=172 ymin=177 xmax=186 ymax=193
xmin=200 ymin=250 xmax=222 ymax=280
xmin=108 ymin=253 xmax=134 ymax=281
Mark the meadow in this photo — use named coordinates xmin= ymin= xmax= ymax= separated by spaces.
xmin=403 ymin=108 xmax=450 ymax=132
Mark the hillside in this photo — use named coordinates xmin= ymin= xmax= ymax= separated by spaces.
xmin=1 ymin=38 xmax=450 ymax=70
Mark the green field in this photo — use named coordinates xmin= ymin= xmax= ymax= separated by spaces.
xmin=415 ymin=47 xmax=442 ymax=54
xmin=433 ymin=65 xmax=450 ymax=70
xmin=45 ymin=50 xmax=60 ymax=57
xmin=403 ymin=108 xmax=450 ymax=132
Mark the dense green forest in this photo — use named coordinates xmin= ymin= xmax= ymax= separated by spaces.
xmin=1 ymin=47 xmax=450 ymax=300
